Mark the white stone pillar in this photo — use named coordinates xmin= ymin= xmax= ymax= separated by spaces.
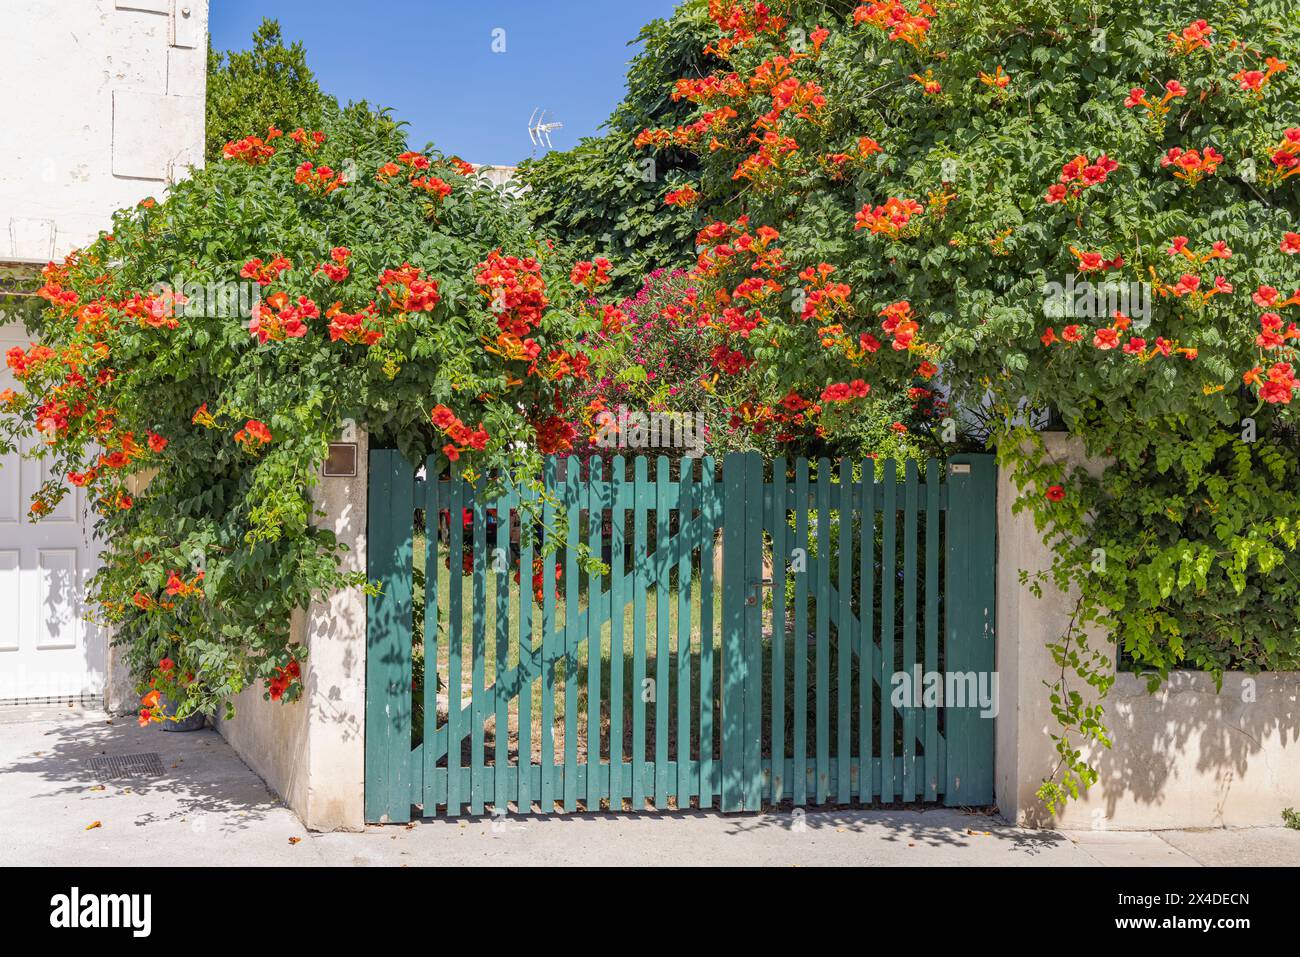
xmin=216 ymin=430 xmax=368 ymax=831
xmin=994 ymin=432 xmax=1107 ymax=826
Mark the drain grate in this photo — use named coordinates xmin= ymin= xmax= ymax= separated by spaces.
xmin=86 ymin=752 xmax=166 ymax=780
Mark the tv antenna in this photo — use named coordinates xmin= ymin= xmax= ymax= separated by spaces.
xmin=528 ymin=108 xmax=564 ymax=152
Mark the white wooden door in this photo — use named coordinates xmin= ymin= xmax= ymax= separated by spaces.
xmin=0 ymin=320 xmax=104 ymax=703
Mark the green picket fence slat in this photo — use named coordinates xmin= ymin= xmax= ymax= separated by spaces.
xmin=676 ymin=458 xmax=694 ymax=806
xmin=471 ymin=475 xmax=487 ymax=816
xmin=540 ymin=458 xmax=558 ymax=814
xmin=423 ymin=455 xmax=442 ymax=813
xmin=720 ymin=453 xmax=745 ymax=812
xmin=654 ymin=456 xmax=670 ymax=808
xmin=563 ymin=462 xmax=580 ymax=813
xmin=770 ymin=457 xmax=787 ymax=805
xmin=814 ymin=457 xmax=831 ymax=806
xmin=859 ymin=460 xmax=876 ymax=802
xmin=792 ymin=458 xmax=810 ymax=808
xmin=837 ymin=457 xmax=853 ymax=805
xmin=494 ymin=483 xmax=511 ymax=814
xmin=902 ymin=459 xmax=918 ymax=803
xmin=587 ymin=457 xmax=603 ymax=812
xmin=517 ymin=474 xmax=534 ymax=814
xmin=632 ymin=456 xmax=649 ymax=809
xmin=609 ymin=457 xmax=626 ymax=809
xmin=446 ymin=465 xmax=465 ymax=817
xmin=880 ymin=461 xmax=897 ymax=804
xmin=698 ymin=457 xmax=717 ymax=810
xmin=925 ymin=458 xmax=941 ymax=802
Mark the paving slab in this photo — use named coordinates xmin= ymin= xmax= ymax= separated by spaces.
xmin=1154 ymin=826 xmax=1300 ymax=867
xmin=1062 ymin=829 xmax=1202 ymax=866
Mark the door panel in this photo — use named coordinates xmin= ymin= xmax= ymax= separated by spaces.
xmin=0 ymin=320 xmax=103 ymax=702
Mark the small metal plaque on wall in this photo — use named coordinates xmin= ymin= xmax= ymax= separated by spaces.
xmin=323 ymin=442 xmax=357 ymax=477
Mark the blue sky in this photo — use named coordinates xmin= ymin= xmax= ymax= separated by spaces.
xmin=209 ymin=0 xmax=682 ymax=166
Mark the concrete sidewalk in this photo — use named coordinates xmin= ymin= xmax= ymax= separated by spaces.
xmin=2 ymin=709 xmax=1297 ymax=867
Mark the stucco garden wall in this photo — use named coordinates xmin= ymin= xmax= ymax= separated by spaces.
xmin=996 ymin=432 xmax=1300 ymax=829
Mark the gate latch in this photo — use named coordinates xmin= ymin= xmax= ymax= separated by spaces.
xmin=745 ymin=578 xmax=773 ymax=606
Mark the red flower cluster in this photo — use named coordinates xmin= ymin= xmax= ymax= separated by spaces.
xmin=1123 ymin=79 xmax=1185 ymax=125
xmin=1045 ymin=153 xmax=1118 ymax=204
xmin=880 ymin=300 xmax=920 ymax=350
xmin=820 ymin=378 xmax=870 ymax=402
xmin=377 ymin=264 xmax=441 ymax=313
xmin=1167 ymin=235 xmax=1232 ymax=264
xmin=376 ymin=152 xmax=455 ymax=207
xmin=669 ymin=73 xmax=747 ymax=106
xmin=635 ymin=106 xmax=739 ymax=150
xmin=534 ymin=414 xmax=577 ymax=455
xmin=664 ymin=185 xmax=700 ymax=207
xmin=288 ymin=127 xmax=326 ymax=150
xmin=732 ymin=131 xmax=800 ymax=190
xmin=1254 ymin=311 xmax=1300 ymax=350
xmin=5 ymin=343 xmax=56 ymax=379
xmin=476 ymin=251 xmax=548 ymax=336
xmin=430 ymin=404 xmax=489 ymax=463
xmin=694 ymin=216 xmax=785 ymax=277
xmin=411 ymin=175 xmax=452 ymax=199
xmin=1042 ymin=313 xmax=1197 ymax=362
xmin=910 ymin=71 xmax=941 ymax=95
xmin=704 ymin=0 xmax=788 ymax=56
xmin=516 ymin=556 xmax=562 ymax=604
xmin=800 ymin=264 xmax=853 ymax=324
xmin=570 ymin=258 xmax=612 ymax=290
xmin=138 ymin=688 xmax=162 ymax=726
xmin=294 ymin=161 xmax=346 ymax=195
xmin=853 ymin=1 xmax=934 ymax=49
xmin=234 ymin=419 xmax=272 ymax=452
xmin=249 ymin=292 xmax=319 ymax=343
xmin=855 ymin=197 xmax=924 ymax=238
xmin=1233 ymin=58 xmax=1287 ymax=93
xmin=1070 ymin=247 xmax=1124 ymax=273
xmin=1268 ymin=128 xmax=1300 ymax=182
xmin=316 ymin=247 xmax=351 ymax=283
xmin=268 ymin=659 xmax=300 ymax=701
xmin=221 ymin=126 xmax=282 ymax=165
xmin=165 ymin=569 xmax=204 ymax=598
xmin=1168 ymin=19 xmax=1213 ymax=56
xmin=1246 ymin=362 xmax=1297 ymax=404
xmin=1160 ymin=146 xmax=1223 ymax=186
xmin=710 ymin=344 xmax=753 ymax=374
xmin=326 ymin=301 xmax=383 ymax=346
xmin=240 ymin=256 xmax=292 ymax=287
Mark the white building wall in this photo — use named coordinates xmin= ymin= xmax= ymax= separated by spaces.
xmin=0 ymin=0 xmax=208 ymax=708
xmin=0 ymin=0 xmax=208 ymax=263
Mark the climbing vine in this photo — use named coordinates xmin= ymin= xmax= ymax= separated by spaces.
xmin=0 ymin=108 xmax=625 ymax=723
xmin=622 ymin=0 xmax=1300 ymax=810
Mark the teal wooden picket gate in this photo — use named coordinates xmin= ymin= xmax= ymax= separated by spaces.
xmin=364 ymin=452 xmax=995 ymax=822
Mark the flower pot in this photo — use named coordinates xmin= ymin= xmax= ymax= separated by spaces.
xmin=159 ymin=695 xmax=207 ymax=732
